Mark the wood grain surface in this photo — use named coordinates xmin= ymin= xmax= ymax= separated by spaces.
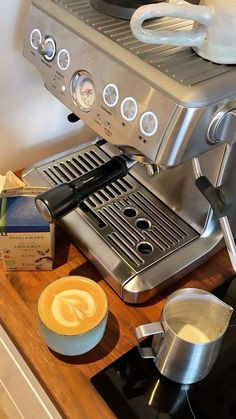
xmin=0 ymin=225 xmax=234 ymax=418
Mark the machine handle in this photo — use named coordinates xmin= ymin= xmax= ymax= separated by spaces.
xmin=219 ymin=217 xmax=236 ymax=272
xmin=134 ymin=322 xmax=164 ymax=359
xmin=195 ymin=176 xmax=232 ymax=218
xmin=35 ymin=155 xmax=133 ymax=223
xmin=195 ymin=176 xmax=236 ymax=271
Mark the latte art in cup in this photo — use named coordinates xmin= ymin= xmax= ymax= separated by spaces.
xmin=51 ymin=289 xmax=97 ymax=331
xmin=37 ymin=276 xmax=108 ymax=355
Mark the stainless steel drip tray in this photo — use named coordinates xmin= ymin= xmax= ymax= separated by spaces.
xmin=79 ymin=184 xmax=197 ymax=271
xmin=22 ymin=141 xmax=201 ymax=302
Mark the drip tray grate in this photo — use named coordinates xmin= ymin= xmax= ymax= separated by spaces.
xmin=36 ymin=144 xmax=198 ymax=272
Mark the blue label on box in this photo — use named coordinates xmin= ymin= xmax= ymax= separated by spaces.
xmin=0 ymin=196 xmax=50 ymax=233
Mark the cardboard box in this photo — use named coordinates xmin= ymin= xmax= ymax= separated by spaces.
xmin=0 ymin=195 xmax=54 ymax=271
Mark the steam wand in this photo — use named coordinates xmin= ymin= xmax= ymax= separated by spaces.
xmin=195 ymin=176 xmax=236 ymax=271
xmin=35 ymin=155 xmax=135 ymax=223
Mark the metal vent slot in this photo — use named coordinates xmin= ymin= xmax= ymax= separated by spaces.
xmin=124 ymin=20 xmax=191 ymax=50
xmin=52 ymin=0 xmax=236 ymax=86
xmin=114 ymin=200 xmax=127 ymax=209
xmin=93 ymin=190 xmax=110 ymax=203
xmin=84 ymin=177 xmax=134 ymax=209
xmin=107 ymin=183 xmax=122 ymax=196
xmin=65 ymin=160 xmax=82 ymax=177
xmin=98 ymin=206 xmax=143 ymax=244
xmin=145 ymin=229 xmax=176 ymax=249
xmin=92 ymin=192 xmax=104 ymax=205
xmin=89 ymin=150 xmax=106 ymax=164
xmin=152 ymin=48 xmax=197 ymax=65
xmin=85 ymin=195 xmax=102 ymax=207
xmin=79 ymin=202 xmax=107 ymax=228
xmin=78 ymin=154 xmax=95 ymax=170
xmin=53 ymin=165 xmax=71 ymax=182
xmin=39 ymin=148 xmax=107 ymax=186
xmin=143 ymin=231 xmax=166 ymax=252
xmin=119 ymin=178 xmax=134 ymax=190
xmin=58 ymin=163 xmax=77 ymax=180
xmin=115 ymin=179 xmax=130 ymax=193
xmin=108 ymin=232 xmax=145 ymax=268
xmin=127 ymin=192 xmax=188 ymax=239
xmin=103 ymin=186 xmax=116 ymax=199
xmin=153 ymin=225 xmax=181 ymax=245
xmin=71 ymin=157 xmax=89 ymax=172
xmin=83 ymin=152 xmax=101 ymax=167
xmin=42 ymin=168 xmax=60 ymax=185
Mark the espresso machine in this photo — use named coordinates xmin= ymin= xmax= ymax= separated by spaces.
xmin=22 ymin=0 xmax=236 ymax=303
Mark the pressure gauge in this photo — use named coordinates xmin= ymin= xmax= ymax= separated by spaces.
xmin=71 ymin=71 xmax=96 ymax=112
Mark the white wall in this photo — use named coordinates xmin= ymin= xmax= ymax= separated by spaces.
xmin=0 ymin=0 xmax=95 ymax=174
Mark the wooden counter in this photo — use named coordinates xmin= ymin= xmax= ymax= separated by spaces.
xmin=0 ymin=226 xmax=234 ymax=418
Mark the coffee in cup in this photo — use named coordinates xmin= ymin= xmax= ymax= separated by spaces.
xmin=37 ymin=276 xmax=108 ymax=356
xmin=130 ymin=0 xmax=236 ymax=64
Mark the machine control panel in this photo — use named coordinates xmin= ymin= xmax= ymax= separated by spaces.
xmin=24 ymin=7 xmax=177 ymax=163
xmin=38 ymin=37 xmax=56 ymax=61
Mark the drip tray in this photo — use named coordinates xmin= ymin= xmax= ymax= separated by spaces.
xmin=22 ymin=142 xmax=199 ymax=302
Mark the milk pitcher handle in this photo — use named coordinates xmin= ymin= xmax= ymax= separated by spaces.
xmin=134 ymin=322 xmax=164 ymax=359
xmin=130 ymin=3 xmax=213 ymax=47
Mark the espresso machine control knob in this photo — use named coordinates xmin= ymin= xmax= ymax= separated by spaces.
xmin=139 ymin=111 xmax=158 ymax=137
xmin=208 ymin=104 xmax=236 ymax=144
xmin=38 ymin=37 xmax=56 ymax=61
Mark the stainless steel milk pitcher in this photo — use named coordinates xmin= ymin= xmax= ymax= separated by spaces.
xmin=135 ymin=288 xmax=233 ymax=384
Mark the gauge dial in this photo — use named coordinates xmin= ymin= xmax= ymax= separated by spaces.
xmin=71 ymin=72 xmax=96 ymax=112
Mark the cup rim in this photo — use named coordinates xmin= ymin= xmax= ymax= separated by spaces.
xmin=37 ymin=276 xmax=108 ymax=336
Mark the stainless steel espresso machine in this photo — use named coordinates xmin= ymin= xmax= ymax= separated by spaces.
xmin=22 ymin=0 xmax=236 ymax=303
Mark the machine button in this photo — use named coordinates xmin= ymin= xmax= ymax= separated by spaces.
xmin=211 ymin=109 xmax=236 ymax=144
xmin=103 ymin=83 xmax=119 ymax=107
xmin=38 ymin=37 xmax=56 ymax=61
xmin=139 ymin=111 xmax=158 ymax=137
xmin=57 ymin=49 xmax=70 ymax=70
xmin=121 ymin=97 xmax=138 ymax=121
xmin=30 ymin=28 xmax=42 ymax=50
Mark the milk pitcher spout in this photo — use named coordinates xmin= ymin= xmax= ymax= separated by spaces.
xmin=135 ymin=288 xmax=233 ymax=384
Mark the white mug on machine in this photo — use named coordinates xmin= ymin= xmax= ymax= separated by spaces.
xmin=130 ymin=0 xmax=236 ymax=64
